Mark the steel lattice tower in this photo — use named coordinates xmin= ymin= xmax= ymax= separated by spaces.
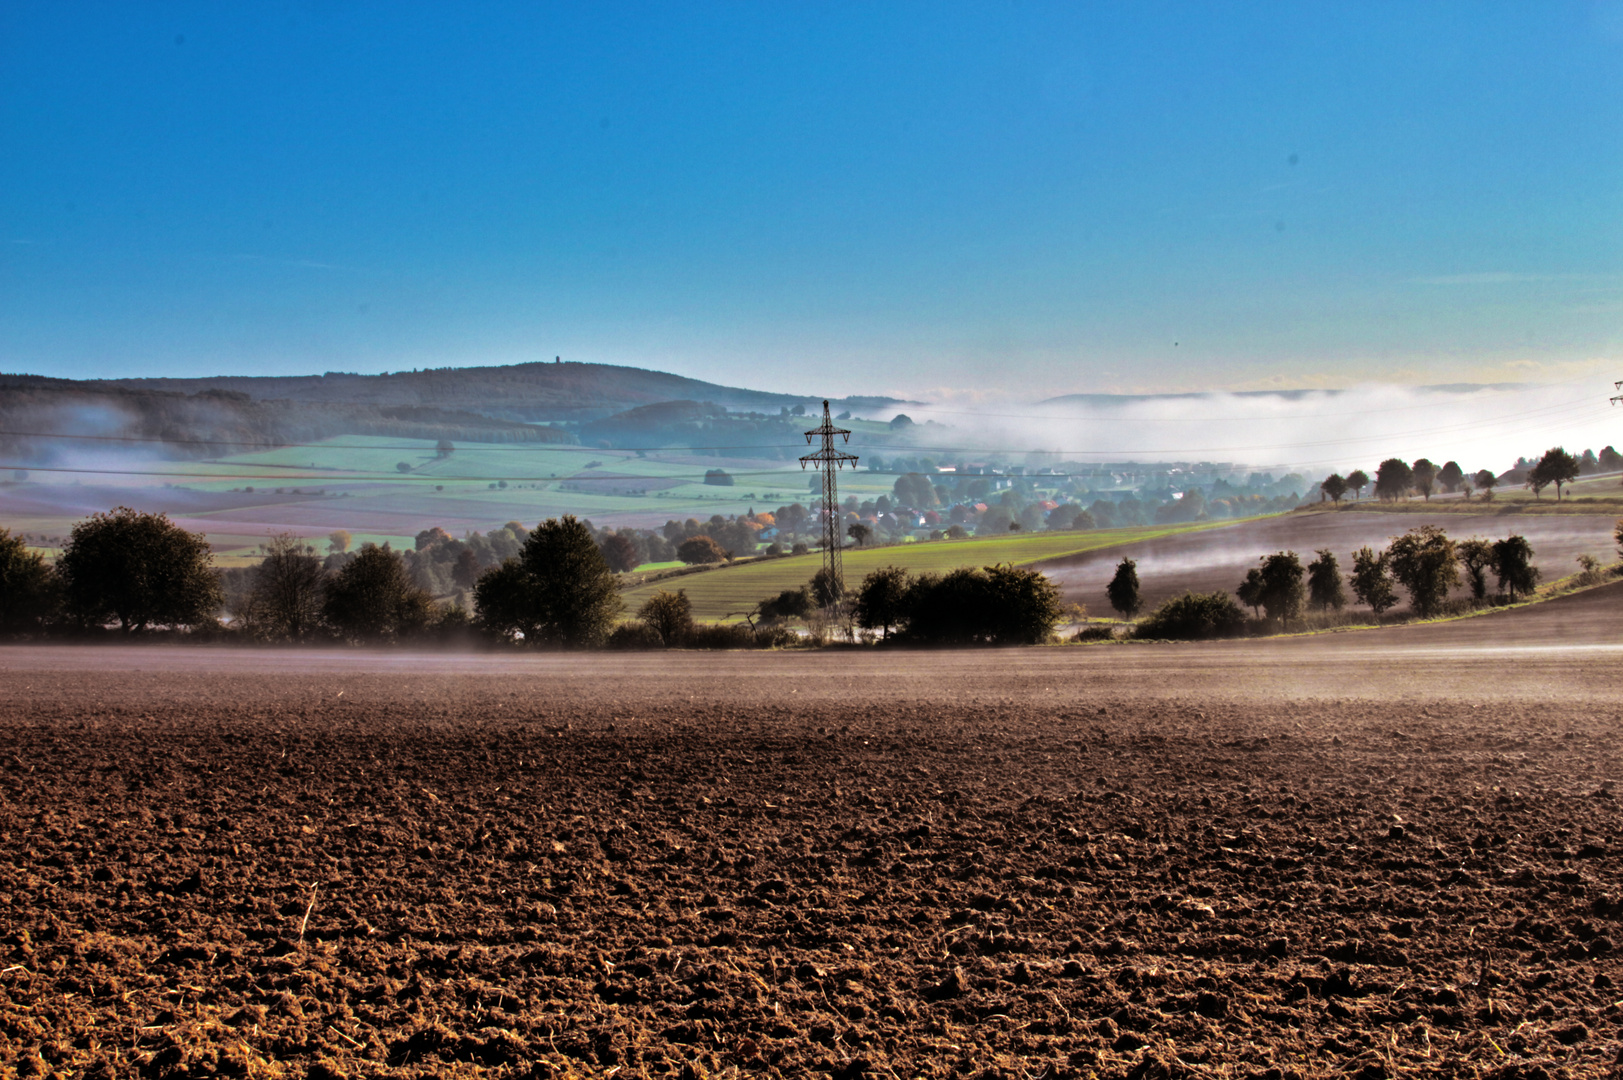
xmin=800 ymin=399 xmax=859 ymax=603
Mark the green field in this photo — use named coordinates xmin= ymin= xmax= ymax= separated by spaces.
xmin=619 ymin=519 xmax=1248 ymax=623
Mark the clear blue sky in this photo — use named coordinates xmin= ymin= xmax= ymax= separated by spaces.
xmin=3 ymin=2 xmax=1620 ymax=398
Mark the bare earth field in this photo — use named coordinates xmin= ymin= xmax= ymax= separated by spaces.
xmin=3 ymin=589 xmax=1622 ymax=1079
xmin=1039 ymin=512 xmax=1621 ymax=615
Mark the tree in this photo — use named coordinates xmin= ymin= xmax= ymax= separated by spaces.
xmin=895 ymin=564 xmax=1063 ymax=644
xmin=246 ymin=534 xmax=327 ymax=640
xmin=1456 ymin=538 xmax=1495 ymax=602
xmin=600 ymin=532 xmax=639 ymax=573
xmin=854 ymin=565 xmax=911 ymax=637
xmin=0 ymin=528 xmax=58 ymax=635
xmin=1346 ymin=469 xmax=1370 ymax=501
xmin=327 ymin=529 xmax=352 ymax=555
xmin=1387 ymin=525 xmax=1459 ymax=617
xmin=1531 ymin=447 xmax=1580 ymax=501
xmin=1411 ymin=459 xmax=1437 ymax=501
xmin=677 ymin=535 xmax=730 ymax=565
xmin=1106 ymin=557 xmax=1141 ymax=619
xmin=1252 ymin=551 xmax=1306 ymax=628
xmin=847 ymin=522 xmax=872 ymax=547
xmin=1616 ymin=517 xmax=1623 ymax=561
xmin=757 ymin=586 xmax=812 ymax=624
xmin=637 ymin=589 xmax=693 ymax=646
xmin=1474 ymin=469 xmax=1498 ymax=499
xmin=323 ymin=543 xmax=431 ymax=641
xmin=1492 ymin=535 xmax=1539 ymax=600
xmin=1350 ymin=546 xmax=1398 ymax=615
xmin=1235 ymin=566 xmax=1265 ymax=617
xmin=1375 ymin=458 xmax=1413 ymax=501
xmin=1320 ymin=474 xmax=1348 ymax=504
xmin=810 ymin=566 xmax=843 ymax=609
xmin=396 ymin=461 xmax=413 ymax=474
xmin=1136 ymin=591 xmax=1247 ymax=640
xmin=58 ymin=507 xmax=223 ymax=632
xmin=472 ymin=559 xmax=537 ymax=641
xmin=511 ymin=515 xmax=623 ymax=646
xmin=1438 ymin=461 xmax=1464 ymax=494
xmin=1306 ymin=549 xmax=1345 ymax=612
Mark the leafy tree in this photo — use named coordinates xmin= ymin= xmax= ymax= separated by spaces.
xmin=757 ymin=586 xmax=812 ymax=624
xmin=1456 ymin=538 xmax=1495 ymax=601
xmin=600 ymin=532 xmax=639 ymax=573
xmin=1350 ymin=546 xmax=1398 ymax=615
xmin=58 ymin=507 xmax=223 ymax=632
xmin=1438 ymin=461 xmax=1464 ymax=493
xmin=435 ymin=439 xmax=454 ymax=459
xmin=246 ymin=533 xmax=327 ymax=640
xmin=516 ymin=515 xmax=623 ymax=645
xmin=396 ymin=461 xmax=412 ymax=474
xmin=1254 ymin=551 xmax=1306 ymax=628
xmin=327 ymin=529 xmax=352 ymax=554
xmin=323 ymin=543 xmax=431 ymax=641
xmin=944 ymin=524 xmax=968 ymax=540
xmin=1411 ymin=459 xmax=1437 ymax=501
xmin=1492 ymin=535 xmax=1539 ymax=600
xmin=1136 ymin=591 xmax=1247 ymax=640
xmin=1236 ymin=567 xmax=1264 ymax=617
xmin=472 ymin=559 xmax=537 ymax=641
xmin=1306 ymin=549 xmax=1345 ymax=612
xmin=1531 ymin=447 xmax=1580 ymax=501
xmin=1346 ymin=469 xmax=1370 ymax=501
xmin=847 ymin=522 xmax=872 ymax=547
xmin=896 ymin=564 xmax=1063 ymax=644
xmin=810 ymin=566 xmax=843 ymax=609
xmin=0 ymin=528 xmax=59 ymax=634
xmin=1374 ymin=458 xmax=1413 ymax=501
xmin=451 ymin=547 xmax=482 ymax=590
xmin=1106 ymin=557 xmax=1141 ymax=619
xmin=1387 ymin=525 xmax=1459 ymax=617
xmin=1601 ymin=446 xmax=1623 ymax=472
xmin=1320 ymin=473 xmax=1348 ymax=503
xmin=637 ymin=589 xmax=693 ymax=646
xmin=677 ymin=535 xmax=730 ymax=564
xmin=854 ymin=565 xmax=910 ymax=637
xmin=1473 ymin=469 xmax=1498 ymax=498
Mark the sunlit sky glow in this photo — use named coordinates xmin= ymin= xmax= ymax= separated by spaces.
xmin=3 ymin=2 xmax=1622 ymax=400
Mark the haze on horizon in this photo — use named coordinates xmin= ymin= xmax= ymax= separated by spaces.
xmin=3 ymin=2 xmax=1622 ymax=408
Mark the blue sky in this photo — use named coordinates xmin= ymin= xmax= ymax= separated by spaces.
xmin=3 ymin=2 xmax=1621 ymax=399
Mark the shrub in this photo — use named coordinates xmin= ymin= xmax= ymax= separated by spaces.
xmin=606 ymin=621 xmax=664 ymax=649
xmin=684 ymin=623 xmax=758 ymax=649
xmin=1136 ymin=591 xmax=1247 ymax=640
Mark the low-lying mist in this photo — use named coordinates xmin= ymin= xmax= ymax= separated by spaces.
xmin=898 ymin=378 xmax=1620 ymax=474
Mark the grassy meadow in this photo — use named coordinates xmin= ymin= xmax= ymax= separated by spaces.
xmin=619 ymin=519 xmax=1244 ymax=623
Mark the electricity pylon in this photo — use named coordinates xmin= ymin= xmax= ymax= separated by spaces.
xmin=1611 ymin=380 xmax=1622 ymax=407
xmin=800 ymin=400 xmax=859 ymax=603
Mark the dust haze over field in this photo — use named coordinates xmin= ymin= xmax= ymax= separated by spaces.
xmin=901 ymin=379 xmax=1619 ymax=474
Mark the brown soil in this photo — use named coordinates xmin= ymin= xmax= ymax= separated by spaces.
xmin=3 ymin=621 xmax=1622 ymax=1078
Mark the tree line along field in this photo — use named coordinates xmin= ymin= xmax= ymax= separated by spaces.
xmin=618 ymin=521 xmax=1249 ymax=624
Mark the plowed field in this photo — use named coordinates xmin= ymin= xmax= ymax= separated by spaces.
xmin=3 ymin=599 xmax=1622 ymax=1078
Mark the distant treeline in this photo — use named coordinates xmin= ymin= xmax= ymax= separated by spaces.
xmin=0 ymin=380 xmax=576 ymax=463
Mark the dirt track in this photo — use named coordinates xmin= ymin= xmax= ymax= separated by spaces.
xmin=3 ymin=596 xmax=1622 ymax=1078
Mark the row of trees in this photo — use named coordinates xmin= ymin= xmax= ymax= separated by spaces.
xmin=1102 ymin=521 xmax=1598 ymax=641
xmin=1321 ymin=446 xmax=1608 ymax=505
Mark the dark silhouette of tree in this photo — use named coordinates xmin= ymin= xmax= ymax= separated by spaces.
xmin=1411 ymin=459 xmax=1438 ymax=501
xmin=472 ymin=559 xmax=536 ymax=642
xmin=1456 ymin=538 xmax=1495 ymax=601
xmin=1106 ymin=557 xmax=1141 ymax=619
xmin=451 ymin=547 xmax=482 ymax=589
xmin=0 ymin=528 xmax=58 ymax=635
xmin=1136 ymin=591 xmax=1246 ymax=640
xmin=1492 ymin=535 xmax=1539 ymax=600
xmin=1473 ymin=469 xmax=1498 ymax=498
xmin=1388 ymin=525 xmax=1459 ymax=617
xmin=1236 ymin=566 xmax=1265 ymax=617
xmin=1438 ymin=461 xmax=1464 ymax=493
xmin=854 ymin=565 xmax=910 ymax=637
xmin=676 ymin=535 xmax=729 ymax=565
xmin=396 ymin=461 xmax=412 ymax=473
xmin=757 ymin=586 xmax=811 ymax=624
xmin=1531 ymin=447 xmax=1580 ymax=501
xmin=246 ymin=533 xmax=326 ymax=640
xmin=810 ymin=566 xmax=843 ymax=609
xmin=891 ymin=564 xmax=1063 ymax=644
xmin=1374 ymin=459 xmax=1413 ymax=501
xmin=435 ymin=439 xmax=454 ymax=459
xmin=1350 ymin=546 xmax=1398 ymax=615
xmin=600 ymin=532 xmax=639 ymax=573
xmin=1254 ymin=551 xmax=1306 ymax=629
xmin=58 ymin=507 xmax=223 ymax=632
xmin=847 ymin=522 xmax=872 ymax=547
xmin=323 ymin=543 xmax=431 ymax=641
xmin=1320 ymin=474 xmax=1348 ymax=504
xmin=1346 ymin=469 xmax=1370 ymax=501
xmin=637 ymin=589 xmax=693 ymax=646
xmin=517 ymin=515 xmax=622 ymax=645
xmin=1306 ymin=549 xmax=1345 ymax=612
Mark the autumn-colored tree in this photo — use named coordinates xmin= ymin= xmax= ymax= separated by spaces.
xmin=676 ymin=535 xmax=729 ymax=565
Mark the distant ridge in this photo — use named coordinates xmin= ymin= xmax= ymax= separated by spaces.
xmin=46 ymin=360 xmax=908 ymax=422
